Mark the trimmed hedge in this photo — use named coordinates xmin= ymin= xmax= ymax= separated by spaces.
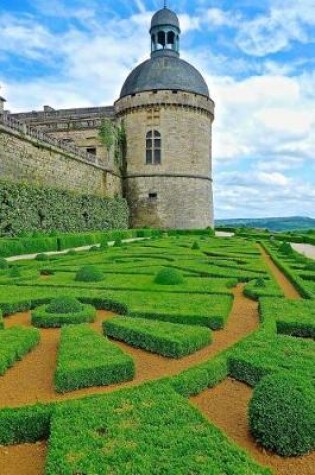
xmin=104 ymin=316 xmax=212 ymax=358
xmin=45 ymin=382 xmax=270 ymax=475
xmin=0 ymin=180 xmax=128 ymax=238
xmin=228 ymin=332 xmax=315 ymax=386
xmin=0 ymin=309 xmax=4 ymax=330
xmin=260 ymin=297 xmax=315 ymax=338
xmin=170 ymin=354 xmax=228 ymax=397
xmin=249 ymin=372 xmax=315 ymax=456
xmin=0 ymin=326 xmax=40 ymax=375
xmin=0 ymin=236 xmax=58 ymax=258
xmin=55 ymin=324 xmax=135 ymax=393
xmin=31 ymin=303 xmax=96 ymax=328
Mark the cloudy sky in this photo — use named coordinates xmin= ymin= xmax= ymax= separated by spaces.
xmin=0 ymin=0 xmax=314 ymax=219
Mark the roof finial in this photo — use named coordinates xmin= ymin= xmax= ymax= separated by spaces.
xmin=164 ymin=0 xmax=167 ymax=8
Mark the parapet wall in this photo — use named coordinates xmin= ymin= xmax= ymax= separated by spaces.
xmin=0 ymin=116 xmax=122 ymax=198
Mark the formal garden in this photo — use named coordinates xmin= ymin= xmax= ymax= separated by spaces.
xmin=0 ymin=230 xmax=314 ymax=474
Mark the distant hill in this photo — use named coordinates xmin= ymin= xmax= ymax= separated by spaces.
xmin=215 ymin=216 xmax=315 ymax=232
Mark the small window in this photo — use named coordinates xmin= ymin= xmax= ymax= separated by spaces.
xmin=146 ymin=130 xmax=161 ymax=165
xmin=87 ymin=147 xmax=96 ymax=155
xmin=148 ymin=193 xmax=157 ymax=200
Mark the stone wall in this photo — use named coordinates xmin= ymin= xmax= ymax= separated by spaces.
xmin=116 ymin=89 xmax=214 ymax=229
xmin=0 ymin=123 xmax=122 ymax=198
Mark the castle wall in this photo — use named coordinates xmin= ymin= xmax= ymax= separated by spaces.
xmin=0 ymin=123 xmax=122 ymax=198
xmin=116 ymin=90 xmax=214 ymax=229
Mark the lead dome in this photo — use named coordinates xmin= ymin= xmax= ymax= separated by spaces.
xmin=119 ymin=7 xmax=209 ymax=98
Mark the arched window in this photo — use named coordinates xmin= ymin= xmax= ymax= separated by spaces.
xmin=157 ymin=31 xmax=166 ymax=48
xmin=146 ymin=130 xmax=161 ymax=165
xmin=167 ymin=31 xmax=175 ymax=46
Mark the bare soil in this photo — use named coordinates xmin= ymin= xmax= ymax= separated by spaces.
xmin=259 ymin=245 xmax=301 ymax=299
xmin=191 ymin=379 xmax=315 ymax=475
xmin=0 ymin=245 xmax=310 ymax=474
xmin=0 ymin=442 xmax=47 ymax=475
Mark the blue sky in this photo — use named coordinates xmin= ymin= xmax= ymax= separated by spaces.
xmin=0 ymin=0 xmax=314 ymax=219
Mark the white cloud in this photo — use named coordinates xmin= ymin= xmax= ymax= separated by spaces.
xmin=236 ymin=0 xmax=315 ymax=56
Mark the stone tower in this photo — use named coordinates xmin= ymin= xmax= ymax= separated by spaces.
xmin=115 ymin=6 xmax=215 ymax=229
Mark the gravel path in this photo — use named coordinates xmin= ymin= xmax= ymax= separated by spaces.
xmin=292 ymin=243 xmax=315 ymax=260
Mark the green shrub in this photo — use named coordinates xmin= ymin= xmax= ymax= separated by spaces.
xmin=154 ymin=267 xmax=184 ymax=285
xmin=228 ymin=332 xmax=315 ymax=386
xmin=8 ymin=266 xmax=22 ymax=278
xmin=104 ymin=317 xmax=212 ymax=358
xmin=192 ymin=241 xmax=200 ymax=250
xmin=31 ymin=302 xmax=96 ymax=328
xmin=66 ymin=249 xmax=77 ymax=256
xmin=0 ymin=309 xmax=3 ymax=330
xmin=0 ymin=327 xmax=40 ymax=375
xmin=47 ymin=296 xmax=83 ymax=314
xmin=254 ymin=277 xmax=266 ymax=287
xmin=35 ymin=253 xmax=49 ymax=261
xmin=45 ymin=382 xmax=270 ymax=475
xmin=75 ymin=265 xmax=104 ymax=282
xmin=279 ymin=241 xmax=294 ymax=255
xmin=0 ymin=258 xmax=8 ymax=270
xmin=114 ymin=238 xmax=123 ymax=247
xmin=55 ymin=324 xmax=135 ymax=392
xmin=249 ymin=372 xmax=315 ymax=456
xmin=89 ymin=245 xmax=99 ymax=252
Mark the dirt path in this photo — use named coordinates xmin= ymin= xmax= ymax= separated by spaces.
xmin=0 ymin=284 xmax=260 ymax=474
xmin=258 ymin=245 xmax=301 ymax=299
xmin=0 ymin=442 xmax=47 ymax=475
xmin=0 ymin=284 xmax=258 ymax=409
xmin=191 ymin=379 xmax=315 ymax=475
xmin=292 ymin=243 xmax=315 ymax=260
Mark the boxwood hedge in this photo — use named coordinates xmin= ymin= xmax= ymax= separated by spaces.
xmin=104 ymin=316 xmax=212 ymax=358
xmin=55 ymin=324 xmax=135 ymax=393
xmin=249 ymin=372 xmax=315 ymax=456
xmin=0 ymin=326 xmax=40 ymax=375
xmin=31 ymin=302 xmax=96 ymax=328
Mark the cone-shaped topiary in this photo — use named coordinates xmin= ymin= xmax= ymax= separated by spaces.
xmin=36 ymin=253 xmax=49 ymax=261
xmin=9 ymin=266 xmax=22 ymax=278
xmin=75 ymin=265 xmax=104 ymax=282
xmin=154 ymin=267 xmax=184 ymax=285
xmin=191 ymin=241 xmax=200 ymax=250
xmin=249 ymin=372 xmax=315 ymax=456
xmin=0 ymin=258 xmax=9 ymax=270
xmin=279 ymin=241 xmax=294 ymax=255
xmin=47 ymin=296 xmax=83 ymax=314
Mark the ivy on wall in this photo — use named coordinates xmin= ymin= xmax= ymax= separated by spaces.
xmin=0 ymin=180 xmax=129 ymax=237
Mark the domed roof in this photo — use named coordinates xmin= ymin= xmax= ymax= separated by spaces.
xmin=150 ymin=8 xmax=180 ymax=31
xmin=120 ymin=52 xmax=209 ymax=98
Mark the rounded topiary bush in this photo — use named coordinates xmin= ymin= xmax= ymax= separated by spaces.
xmin=0 ymin=258 xmax=9 ymax=270
xmin=47 ymin=296 xmax=83 ymax=314
xmin=67 ymin=249 xmax=77 ymax=256
xmin=75 ymin=265 xmax=104 ymax=282
xmin=31 ymin=296 xmax=96 ymax=328
xmin=254 ymin=277 xmax=266 ymax=288
xmin=154 ymin=268 xmax=184 ymax=285
xmin=89 ymin=245 xmax=100 ymax=252
xmin=249 ymin=372 xmax=315 ymax=456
